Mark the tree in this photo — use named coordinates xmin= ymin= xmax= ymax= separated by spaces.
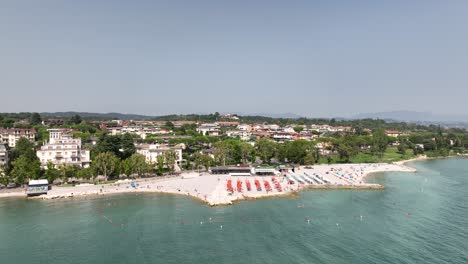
xmin=213 ymin=142 xmax=228 ymax=166
xmin=313 ymin=148 xmax=321 ymax=163
xmin=164 ymin=150 xmax=178 ymax=173
xmin=293 ymin=126 xmax=304 ymax=133
xmin=193 ymin=153 xmax=202 ymax=171
xmin=61 ymin=165 xmax=78 ymax=180
xmin=156 ymin=155 xmax=165 ymax=175
xmin=77 ymin=167 xmax=94 ymax=180
xmin=413 ymin=145 xmax=424 ymax=155
xmin=121 ymin=133 xmax=136 ymax=159
xmin=200 ymin=154 xmax=213 ymax=171
xmin=165 ymin=121 xmax=175 ymax=130
xmin=128 ymin=153 xmax=149 ymax=177
xmin=372 ymin=128 xmax=388 ymax=159
xmin=239 ymin=142 xmax=254 ymax=164
xmin=336 ymin=135 xmax=359 ymax=163
xmin=44 ymin=162 xmax=60 ymax=183
xmin=193 ymin=153 xmax=213 ymax=171
xmin=93 ymin=134 xmax=122 ymax=158
xmin=10 ymin=156 xmax=41 ymax=184
xmin=304 ymin=152 xmax=315 ymax=165
xmin=70 ymin=114 xmax=82 ymax=125
xmin=93 ymin=152 xmax=120 ymax=180
xmin=282 ymin=140 xmax=313 ymax=164
xmin=397 ymin=142 xmax=406 ymax=155
xmin=10 ymin=137 xmax=36 ymax=162
xmin=120 ymin=158 xmax=132 ymax=177
xmin=256 ymin=139 xmax=276 ymax=164
xmin=9 ymin=137 xmax=41 ymax=184
xmin=30 ymin=113 xmax=42 ymax=125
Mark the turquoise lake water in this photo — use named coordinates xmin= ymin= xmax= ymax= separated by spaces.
xmin=1 ymin=158 xmax=467 ymax=264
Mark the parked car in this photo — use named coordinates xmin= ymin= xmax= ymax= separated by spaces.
xmin=6 ymin=182 xmax=17 ymax=189
xmin=0 ymin=184 xmax=5 ymax=189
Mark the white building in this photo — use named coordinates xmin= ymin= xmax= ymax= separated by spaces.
xmin=108 ymin=126 xmax=171 ymax=139
xmin=237 ymin=124 xmax=252 ymax=131
xmin=264 ymin=124 xmax=280 ymax=131
xmin=0 ymin=143 xmax=8 ymax=167
xmin=196 ymin=123 xmax=220 ymax=136
xmin=135 ymin=144 xmax=183 ymax=166
xmin=36 ymin=129 xmax=91 ymax=168
xmin=272 ymin=133 xmax=294 ymax=142
xmin=225 ymin=130 xmax=252 ymax=141
xmin=0 ymin=128 xmax=36 ymax=148
xmin=283 ymin=127 xmax=297 ymax=134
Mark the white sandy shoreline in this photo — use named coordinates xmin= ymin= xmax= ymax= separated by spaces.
xmin=0 ymin=159 xmax=423 ymax=206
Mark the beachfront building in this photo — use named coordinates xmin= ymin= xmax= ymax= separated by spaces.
xmin=210 ymin=166 xmax=252 ymax=175
xmin=0 ymin=143 xmax=8 ymax=167
xmin=36 ymin=129 xmax=91 ymax=168
xmin=135 ymin=143 xmax=183 ymax=166
xmin=0 ymin=128 xmax=36 ymax=148
xmin=196 ymin=123 xmax=220 ymax=136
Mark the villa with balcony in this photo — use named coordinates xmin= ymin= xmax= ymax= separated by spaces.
xmin=36 ymin=129 xmax=91 ymax=168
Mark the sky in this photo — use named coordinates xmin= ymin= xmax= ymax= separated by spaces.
xmin=0 ymin=0 xmax=467 ymax=118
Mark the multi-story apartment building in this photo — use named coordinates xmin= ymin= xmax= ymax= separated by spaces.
xmin=0 ymin=143 xmax=8 ymax=167
xmin=0 ymin=128 xmax=36 ymax=148
xmin=225 ymin=130 xmax=252 ymax=141
xmin=196 ymin=123 xmax=220 ymax=136
xmin=135 ymin=143 xmax=183 ymax=166
xmin=107 ymin=126 xmax=171 ymax=139
xmin=36 ymin=129 xmax=91 ymax=168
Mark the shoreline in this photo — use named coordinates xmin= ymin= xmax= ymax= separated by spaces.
xmin=0 ymin=156 xmax=430 ymax=206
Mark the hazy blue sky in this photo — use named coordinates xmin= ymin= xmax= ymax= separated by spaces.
xmin=1 ymin=0 xmax=467 ymax=117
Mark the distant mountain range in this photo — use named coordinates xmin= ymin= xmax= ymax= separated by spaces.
xmin=351 ymin=111 xmax=468 ymax=123
xmin=40 ymin=112 xmax=307 ymax=120
xmin=39 ymin=111 xmax=468 ymax=125
xmin=40 ymin=112 xmax=153 ymax=120
xmin=234 ymin=112 xmax=304 ymax=119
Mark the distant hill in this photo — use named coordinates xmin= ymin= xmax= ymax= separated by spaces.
xmin=352 ymin=111 xmax=468 ymax=123
xmin=39 ymin=111 xmax=307 ymax=120
xmin=37 ymin=110 xmax=468 ymax=125
xmin=40 ymin=112 xmax=153 ymax=120
xmin=234 ymin=112 xmax=304 ymax=119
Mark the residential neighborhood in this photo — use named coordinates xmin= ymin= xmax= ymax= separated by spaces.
xmin=0 ymin=112 xmax=465 ymax=186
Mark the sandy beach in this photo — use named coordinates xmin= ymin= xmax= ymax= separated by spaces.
xmin=0 ymin=160 xmax=419 ymax=206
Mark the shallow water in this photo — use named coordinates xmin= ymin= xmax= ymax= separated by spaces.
xmin=1 ymin=158 xmax=467 ymax=264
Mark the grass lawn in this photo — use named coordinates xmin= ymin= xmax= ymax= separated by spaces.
xmin=315 ymin=147 xmax=416 ymax=164
xmin=350 ymin=147 xmax=415 ymax=163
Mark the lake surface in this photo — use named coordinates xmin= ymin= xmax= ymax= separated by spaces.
xmin=1 ymin=158 xmax=467 ymax=264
